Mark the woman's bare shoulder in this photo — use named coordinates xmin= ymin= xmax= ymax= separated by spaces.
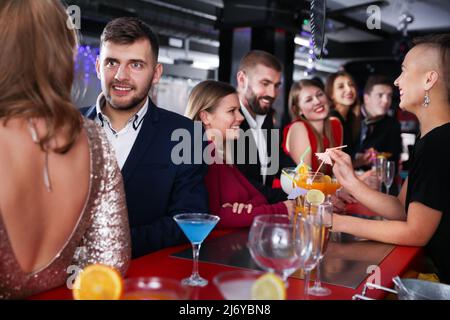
xmin=288 ymin=120 xmax=308 ymax=135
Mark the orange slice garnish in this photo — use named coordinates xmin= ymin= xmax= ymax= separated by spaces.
xmin=297 ymin=163 xmax=309 ymax=175
xmin=72 ymin=264 xmax=123 ymax=300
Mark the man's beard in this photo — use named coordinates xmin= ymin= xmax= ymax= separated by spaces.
xmin=247 ymin=94 xmax=274 ymax=115
xmin=106 ymin=81 xmax=152 ymax=111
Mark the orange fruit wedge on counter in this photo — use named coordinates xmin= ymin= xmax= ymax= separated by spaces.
xmin=72 ymin=264 xmax=123 ymax=300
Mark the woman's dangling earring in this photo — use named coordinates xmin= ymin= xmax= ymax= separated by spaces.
xmin=423 ymin=91 xmax=430 ymax=107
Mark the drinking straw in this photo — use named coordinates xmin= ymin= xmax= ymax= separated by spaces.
xmin=326 ymin=145 xmax=347 ymax=151
xmin=295 ymin=146 xmax=311 ymax=172
xmin=299 ymin=146 xmax=311 ymax=163
xmin=282 ymin=169 xmax=298 ymax=187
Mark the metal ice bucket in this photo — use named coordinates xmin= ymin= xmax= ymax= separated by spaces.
xmin=353 ymin=276 xmax=450 ymax=300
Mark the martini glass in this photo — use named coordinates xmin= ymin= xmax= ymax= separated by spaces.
xmin=173 ymin=213 xmax=220 ymax=287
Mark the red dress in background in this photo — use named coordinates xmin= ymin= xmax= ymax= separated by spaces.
xmin=281 ymin=117 xmax=343 ymax=175
xmin=204 ymin=162 xmax=287 ymax=229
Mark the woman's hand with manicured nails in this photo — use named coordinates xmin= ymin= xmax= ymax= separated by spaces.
xmin=328 ymin=150 xmax=359 ymax=191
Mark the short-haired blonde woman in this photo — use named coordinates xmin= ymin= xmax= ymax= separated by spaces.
xmin=185 ymin=80 xmax=294 ymax=228
xmin=0 ymin=0 xmax=130 ymax=299
xmin=329 ymin=34 xmax=450 ymax=283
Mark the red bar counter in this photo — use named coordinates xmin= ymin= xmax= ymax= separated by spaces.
xmin=30 ymin=227 xmax=422 ymax=300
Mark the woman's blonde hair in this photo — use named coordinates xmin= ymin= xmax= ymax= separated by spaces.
xmin=288 ymin=79 xmax=336 ymax=153
xmin=0 ymin=0 xmax=82 ymax=153
xmin=185 ymin=80 xmax=237 ymax=121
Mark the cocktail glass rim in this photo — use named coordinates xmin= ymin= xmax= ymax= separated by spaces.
xmin=251 ymin=214 xmax=292 ymax=228
xmin=173 ymin=213 xmax=220 ymax=222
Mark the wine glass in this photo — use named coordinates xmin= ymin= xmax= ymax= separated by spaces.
xmin=173 ymin=213 xmax=220 ymax=287
xmin=280 ymin=167 xmax=297 ymax=194
xmin=306 ymin=200 xmax=333 ymax=296
xmin=247 ymin=215 xmax=312 ymax=285
xmin=383 ymin=161 xmax=395 ymax=195
xmin=375 ymin=158 xmax=387 ymax=192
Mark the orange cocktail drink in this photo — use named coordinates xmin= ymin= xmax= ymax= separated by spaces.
xmin=295 ymin=172 xmax=327 ymax=193
xmin=325 ymin=180 xmax=341 ymax=195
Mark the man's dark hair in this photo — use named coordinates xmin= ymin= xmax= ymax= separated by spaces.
xmin=100 ymin=17 xmax=159 ymax=61
xmin=238 ymin=50 xmax=283 ymax=73
xmin=310 ymin=76 xmax=325 ymax=91
xmin=364 ymin=75 xmax=392 ymax=95
xmin=413 ymin=33 xmax=450 ymax=103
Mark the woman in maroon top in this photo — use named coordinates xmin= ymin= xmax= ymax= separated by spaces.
xmin=185 ymin=80 xmax=294 ymax=229
xmin=281 ymin=79 xmax=343 ymax=175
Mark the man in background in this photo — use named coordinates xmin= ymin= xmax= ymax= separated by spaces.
xmin=234 ymin=50 xmax=286 ymax=203
xmin=355 ymin=75 xmax=402 ymax=194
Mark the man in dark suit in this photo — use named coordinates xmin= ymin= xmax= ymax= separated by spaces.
xmin=234 ymin=50 xmax=286 ymax=203
xmin=80 ymin=17 xmax=208 ymax=258
xmin=355 ymin=75 xmax=403 ymax=194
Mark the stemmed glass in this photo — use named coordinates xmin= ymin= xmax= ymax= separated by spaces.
xmin=280 ymin=167 xmax=297 ymax=194
xmin=173 ymin=213 xmax=220 ymax=287
xmin=383 ymin=161 xmax=395 ymax=195
xmin=247 ymin=215 xmax=313 ymax=285
xmin=305 ymin=200 xmax=333 ymax=296
xmin=375 ymin=158 xmax=387 ymax=192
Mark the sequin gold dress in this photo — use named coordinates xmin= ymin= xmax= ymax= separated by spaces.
xmin=0 ymin=119 xmax=131 ymax=299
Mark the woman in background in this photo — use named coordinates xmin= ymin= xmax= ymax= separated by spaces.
xmin=0 ymin=0 xmax=130 ymax=299
xmin=185 ymin=80 xmax=294 ymax=229
xmin=326 ymin=71 xmax=362 ymax=160
xmin=281 ymin=79 xmax=343 ymax=175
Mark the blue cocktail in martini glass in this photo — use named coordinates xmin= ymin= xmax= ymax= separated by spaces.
xmin=173 ymin=213 xmax=220 ymax=287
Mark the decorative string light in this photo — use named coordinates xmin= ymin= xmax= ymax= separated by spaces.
xmin=301 ymin=31 xmax=316 ymax=77
xmin=73 ymin=45 xmax=99 ymax=100
xmin=75 ymin=45 xmax=99 ymax=86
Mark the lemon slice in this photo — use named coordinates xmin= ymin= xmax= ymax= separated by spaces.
xmin=72 ymin=264 xmax=123 ymax=300
xmin=323 ymin=175 xmax=332 ymax=184
xmin=306 ymin=189 xmax=325 ymax=205
xmin=251 ymin=273 xmax=286 ymax=300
